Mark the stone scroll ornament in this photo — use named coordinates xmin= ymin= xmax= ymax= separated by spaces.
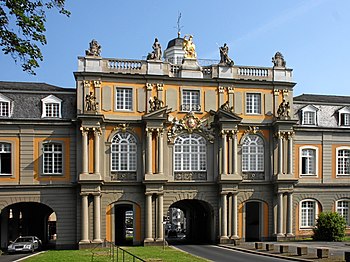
xmin=85 ymin=39 xmax=101 ymax=56
xmin=167 ymin=112 xmax=215 ymax=143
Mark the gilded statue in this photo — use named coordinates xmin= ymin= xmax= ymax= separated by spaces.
xmin=182 ymin=35 xmax=196 ymax=59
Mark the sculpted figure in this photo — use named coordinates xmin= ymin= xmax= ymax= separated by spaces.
xmin=219 ymin=43 xmax=234 ymax=66
xmin=149 ymin=96 xmax=164 ymax=112
xmin=147 ymin=38 xmax=162 ymax=60
xmin=182 ymin=35 xmax=196 ymax=59
xmin=85 ymin=39 xmax=101 ymax=56
xmin=272 ymin=52 xmax=286 ymax=67
xmin=85 ymin=92 xmax=98 ymax=111
xmin=277 ymin=98 xmax=290 ymax=118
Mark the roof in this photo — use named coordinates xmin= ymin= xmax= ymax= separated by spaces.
xmin=166 ymin=37 xmax=184 ymax=49
xmin=0 ymin=81 xmax=75 ymax=92
xmin=294 ymin=94 xmax=350 ymax=104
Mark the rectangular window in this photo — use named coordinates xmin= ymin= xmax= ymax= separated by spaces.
xmin=301 ymin=149 xmax=316 ymax=175
xmin=0 ymin=143 xmax=11 ymax=175
xmin=45 ymin=103 xmax=59 ymax=117
xmin=43 ymin=143 xmax=63 ymax=175
xmin=181 ymin=90 xmax=200 ymax=112
xmin=0 ymin=102 xmax=9 ymax=117
xmin=337 ymin=149 xmax=350 ymax=176
xmin=341 ymin=113 xmax=350 ymax=126
xmin=246 ymin=93 xmax=261 ymax=114
xmin=116 ymin=88 xmax=132 ymax=110
xmin=301 ymin=201 xmax=315 ymax=227
xmin=302 ymin=111 xmax=316 ymax=125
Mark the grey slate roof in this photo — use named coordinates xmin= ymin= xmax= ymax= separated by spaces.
xmin=294 ymin=94 xmax=350 ymax=104
xmin=0 ymin=81 xmax=75 ymax=92
xmin=0 ymin=81 xmax=76 ymax=120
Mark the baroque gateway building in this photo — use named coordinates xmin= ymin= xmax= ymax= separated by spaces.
xmin=0 ymin=35 xmax=349 ymax=249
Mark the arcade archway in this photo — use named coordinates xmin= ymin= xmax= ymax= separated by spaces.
xmin=0 ymin=202 xmax=56 ymax=249
xmin=167 ymin=199 xmax=213 ymax=244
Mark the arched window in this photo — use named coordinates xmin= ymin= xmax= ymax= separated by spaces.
xmin=111 ymin=133 xmax=137 ymax=172
xmin=336 ymin=200 xmax=350 ymax=226
xmin=300 ymin=200 xmax=317 ymax=228
xmin=174 ymin=134 xmax=206 ymax=172
xmin=242 ymin=135 xmax=264 ymax=172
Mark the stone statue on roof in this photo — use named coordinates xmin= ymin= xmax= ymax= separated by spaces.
xmin=85 ymin=39 xmax=101 ymax=57
xmin=147 ymin=38 xmax=162 ymax=60
xmin=272 ymin=52 xmax=286 ymax=67
xmin=219 ymin=43 xmax=234 ymax=66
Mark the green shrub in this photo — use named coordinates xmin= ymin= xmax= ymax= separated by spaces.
xmin=313 ymin=212 xmax=346 ymax=241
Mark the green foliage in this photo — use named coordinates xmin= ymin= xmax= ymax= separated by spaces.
xmin=0 ymin=0 xmax=70 ymax=74
xmin=313 ymin=212 xmax=346 ymax=241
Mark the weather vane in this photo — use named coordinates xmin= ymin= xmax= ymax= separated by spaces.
xmin=175 ymin=12 xmax=183 ymax=38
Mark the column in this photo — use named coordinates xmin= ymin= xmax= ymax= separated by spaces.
xmin=287 ymin=133 xmax=293 ymax=175
xmin=232 ymin=193 xmax=239 ymax=239
xmin=146 ymin=129 xmax=153 ymax=175
xmin=81 ymin=127 xmax=89 ymax=174
xmin=228 ymin=194 xmax=232 ymax=237
xmin=228 ymin=136 xmax=233 ymax=174
xmin=158 ymin=129 xmax=164 ymax=175
xmin=233 ymin=132 xmax=238 ymax=175
xmin=221 ymin=131 xmax=227 ymax=175
xmin=94 ymin=128 xmax=101 ymax=175
xmin=145 ymin=193 xmax=153 ymax=241
xmin=278 ymin=132 xmax=283 ymax=175
xmin=286 ymin=192 xmax=294 ymax=237
xmin=157 ymin=194 xmax=164 ymax=241
xmin=221 ymin=193 xmax=228 ymax=239
xmin=93 ymin=194 xmax=102 ymax=242
xmin=277 ymin=192 xmax=284 ymax=237
xmin=81 ymin=194 xmax=89 ymax=243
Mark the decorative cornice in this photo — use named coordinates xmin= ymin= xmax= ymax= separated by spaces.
xmin=156 ymin=83 xmax=164 ymax=91
xmin=218 ymin=86 xmax=225 ymax=93
xmin=93 ymin=80 xmax=101 ymax=88
xmin=146 ymin=83 xmax=153 ymax=91
xmin=273 ymin=89 xmax=280 ymax=96
xmin=83 ymin=80 xmax=90 ymax=89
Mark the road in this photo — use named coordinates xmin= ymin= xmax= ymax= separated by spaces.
xmin=175 ymin=245 xmax=291 ymax=262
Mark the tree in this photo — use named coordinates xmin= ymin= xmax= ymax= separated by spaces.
xmin=0 ymin=0 xmax=70 ymax=75
xmin=313 ymin=212 xmax=346 ymax=241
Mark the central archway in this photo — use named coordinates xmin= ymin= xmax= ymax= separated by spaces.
xmin=167 ymin=199 xmax=213 ymax=244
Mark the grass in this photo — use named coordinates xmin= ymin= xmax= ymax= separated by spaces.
xmin=23 ymin=246 xmax=208 ymax=262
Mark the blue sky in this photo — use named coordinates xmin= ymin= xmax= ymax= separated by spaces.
xmin=0 ymin=0 xmax=349 ymax=96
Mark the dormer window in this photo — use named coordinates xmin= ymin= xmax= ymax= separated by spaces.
xmin=300 ymin=105 xmax=318 ymax=126
xmin=41 ymin=95 xmax=62 ymax=118
xmin=338 ymin=107 xmax=350 ymax=126
xmin=0 ymin=94 xmax=11 ymax=117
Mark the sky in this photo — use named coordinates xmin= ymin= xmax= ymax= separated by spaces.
xmin=0 ymin=0 xmax=350 ymax=96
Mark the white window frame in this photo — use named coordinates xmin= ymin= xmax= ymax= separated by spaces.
xmin=115 ymin=87 xmax=133 ymax=111
xmin=41 ymin=95 xmax=62 ymax=118
xmin=300 ymin=105 xmax=318 ymax=126
xmin=299 ymin=146 xmax=318 ymax=177
xmin=111 ymin=132 xmax=137 ymax=172
xmin=338 ymin=107 xmax=350 ymax=126
xmin=174 ymin=133 xmax=206 ymax=172
xmin=336 ymin=147 xmax=350 ymax=177
xmin=181 ymin=89 xmax=201 ymax=112
xmin=300 ymin=200 xmax=318 ymax=229
xmin=42 ymin=142 xmax=63 ymax=175
xmin=336 ymin=200 xmax=350 ymax=226
xmin=242 ymin=135 xmax=264 ymax=172
xmin=246 ymin=93 xmax=261 ymax=114
xmin=0 ymin=142 xmax=11 ymax=175
xmin=0 ymin=93 xmax=12 ymax=117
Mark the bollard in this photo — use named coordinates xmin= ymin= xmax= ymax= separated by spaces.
xmin=255 ymin=242 xmax=263 ymax=249
xmin=317 ymin=248 xmax=329 ymax=258
xmin=297 ymin=246 xmax=308 ymax=256
xmin=265 ymin=243 xmax=274 ymax=251
xmin=279 ymin=245 xmax=289 ymax=253
xmin=345 ymin=251 xmax=350 ymax=262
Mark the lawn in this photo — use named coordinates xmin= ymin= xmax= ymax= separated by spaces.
xmin=23 ymin=246 xmax=208 ymax=262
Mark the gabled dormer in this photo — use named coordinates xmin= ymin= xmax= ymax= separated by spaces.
xmin=41 ymin=95 xmax=62 ymax=118
xmin=0 ymin=93 xmax=12 ymax=117
xmin=337 ymin=107 xmax=350 ymax=126
xmin=299 ymin=105 xmax=318 ymax=126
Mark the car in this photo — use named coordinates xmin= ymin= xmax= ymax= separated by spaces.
xmin=7 ymin=236 xmax=41 ymax=253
